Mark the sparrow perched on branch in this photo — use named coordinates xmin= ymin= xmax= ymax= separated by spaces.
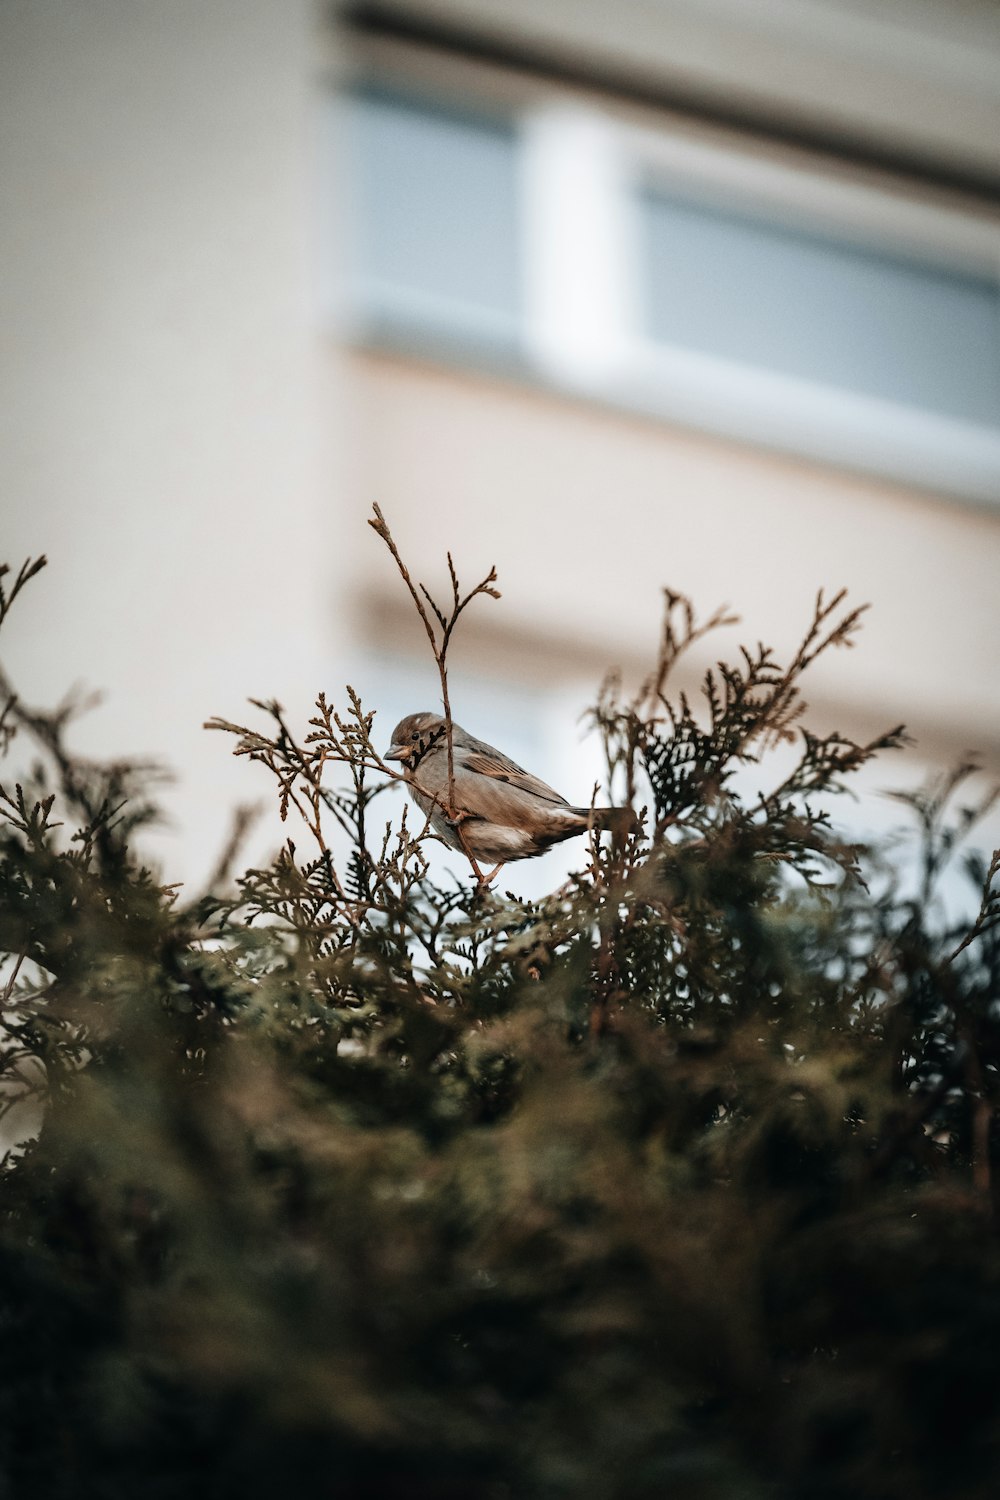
xmin=386 ymin=711 xmax=636 ymax=878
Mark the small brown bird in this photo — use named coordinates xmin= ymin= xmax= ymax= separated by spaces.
xmin=386 ymin=711 xmax=635 ymax=879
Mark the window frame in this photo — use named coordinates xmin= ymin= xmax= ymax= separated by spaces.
xmin=331 ymin=56 xmax=1000 ymax=505
xmin=611 ymin=110 xmax=1000 ymax=503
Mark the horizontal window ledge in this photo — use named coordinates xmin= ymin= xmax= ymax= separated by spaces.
xmin=340 ymin=312 xmax=1000 ymax=509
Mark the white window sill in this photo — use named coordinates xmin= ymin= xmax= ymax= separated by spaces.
xmin=343 ymin=307 xmax=1000 ymax=508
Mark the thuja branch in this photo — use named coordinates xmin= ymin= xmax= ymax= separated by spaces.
xmin=368 ymin=503 xmax=500 ymax=815
xmin=211 ymin=514 xmax=502 ymax=888
xmin=0 ymin=556 xmax=47 ymax=634
xmin=641 ymin=588 xmax=739 ymax=713
xmin=950 ymin=847 xmax=1000 ymax=962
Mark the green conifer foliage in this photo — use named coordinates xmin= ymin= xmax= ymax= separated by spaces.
xmin=0 ymin=532 xmax=998 ymax=1500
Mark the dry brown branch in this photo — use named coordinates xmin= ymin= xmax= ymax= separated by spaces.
xmin=0 ymin=557 xmax=47 ymax=633
xmin=640 ymin=588 xmax=739 ymax=714
xmin=368 ymin=503 xmax=500 ymax=824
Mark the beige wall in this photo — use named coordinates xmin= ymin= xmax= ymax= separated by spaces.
xmin=1 ymin=0 xmax=342 ymax=884
xmin=348 ymin=351 xmax=1000 ymax=771
xmin=2 ymin=0 xmax=996 ymax=894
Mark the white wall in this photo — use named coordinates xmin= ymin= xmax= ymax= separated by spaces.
xmin=0 ymin=0 xmax=342 ymax=885
xmin=349 ymin=353 xmax=1000 ymax=766
xmin=2 ymin=0 xmax=996 ymax=899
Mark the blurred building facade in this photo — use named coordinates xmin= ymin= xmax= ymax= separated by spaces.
xmin=3 ymin=0 xmax=999 ymax=890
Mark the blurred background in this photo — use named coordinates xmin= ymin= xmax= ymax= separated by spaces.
xmin=2 ymin=0 xmax=999 ymax=897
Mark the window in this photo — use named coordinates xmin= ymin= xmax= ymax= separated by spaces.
xmin=638 ymin=186 xmax=1000 ymax=428
xmin=347 ymin=87 xmax=523 ymax=353
xmin=338 ymin=82 xmax=1000 ymax=502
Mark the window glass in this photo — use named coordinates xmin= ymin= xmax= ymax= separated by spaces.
xmin=350 ymin=88 xmax=522 ymax=349
xmin=638 ymin=187 xmax=1000 ymax=427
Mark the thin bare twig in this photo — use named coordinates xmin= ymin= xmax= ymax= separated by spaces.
xmin=368 ymin=504 xmax=500 ymax=826
xmin=0 ymin=950 xmax=27 ymax=1010
xmin=0 ymin=557 xmax=47 ymax=634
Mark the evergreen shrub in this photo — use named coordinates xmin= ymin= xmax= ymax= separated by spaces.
xmin=0 ymin=524 xmax=998 ymax=1499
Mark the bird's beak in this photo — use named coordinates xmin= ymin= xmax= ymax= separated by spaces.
xmin=385 ymin=742 xmax=408 ymax=763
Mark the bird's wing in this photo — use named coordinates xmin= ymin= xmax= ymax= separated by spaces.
xmin=461 ymin=750 xmax=570 ymax=809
